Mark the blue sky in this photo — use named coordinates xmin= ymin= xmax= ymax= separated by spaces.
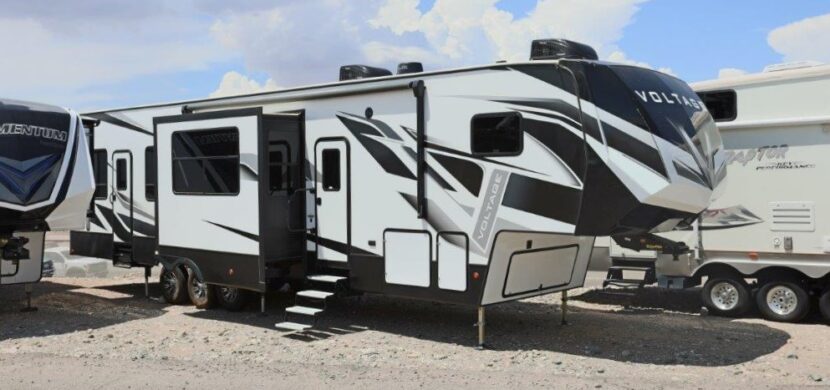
xmin=2 ymin=1 xmax=828 ymax=111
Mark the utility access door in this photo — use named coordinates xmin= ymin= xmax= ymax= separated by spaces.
xmin=315 ymin=140 xmax=349 ymax=263
xmin=111 ymin=151 xmax=133 ymax=246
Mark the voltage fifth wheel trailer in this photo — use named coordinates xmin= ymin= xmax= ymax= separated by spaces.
xmin=71 ymin=40 xmax=724 ymax=343
xmin=605 ymin=62 xmax=830 ymax=323
xmin=0 ymin=98 xmax=95 ymax=309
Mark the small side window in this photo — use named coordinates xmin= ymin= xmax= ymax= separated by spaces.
xmin=92 ymin=149 xmax=107 ymax=199
xmin=116 ymin=159 xmax=128 ymax=191
xmin=698 ymin=90 xmax=737 ymax=122
xmin=471 ymin=112 xmax=523 ymax=156
xmin=321 ymin=149 xmax=341 ymax=191
xmin=268 ymin=141 xmax=291 ymax=194
xmin=145 ymin=147 xmax=156 ymax=201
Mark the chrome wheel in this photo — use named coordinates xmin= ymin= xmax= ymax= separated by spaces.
xmin=162 ymin=270 xmax=179 ymax=296
xmin=710 ymin=281 xmax=740 ymax=311
xmin=220 ymin=286 xmax=238 ymax=302
xmin=766 ymin=285 xmax=798 ymax=316
xmin=191 ymin=277 xmax=208 ymax=300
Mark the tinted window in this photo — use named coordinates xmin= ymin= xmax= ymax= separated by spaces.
xmin=321 ymin=149 xmax=340 ymax=191
xmin=471 ymin=112 xmax=523 ymax=156
xmin=268 ymin=142 xmax=290 ymax=194
xmin=171 ymin=128 xmax=239 ymax=195
xmin=145 ymin=147 xmax=156 ymax=201
xmin=698 ymin=90 xmax=737 ymax=122
xmin=116 ymin=159 xmax=127 ymax=191
xmin=93 ymin=149 xmax=107 ymax=199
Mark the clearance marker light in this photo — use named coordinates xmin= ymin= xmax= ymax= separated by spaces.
xmin=472 ymin=272 xmax=480 ymax=280
xmin=748 ymin=252 xmax=759 ymax=261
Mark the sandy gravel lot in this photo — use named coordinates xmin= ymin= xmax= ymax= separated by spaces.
xmin=1 ymin=271 xmax=829 ymax=389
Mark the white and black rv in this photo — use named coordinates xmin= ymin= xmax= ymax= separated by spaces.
xmin=0 ymin=98 xmax=95 ymax=307
xmin=71 ymin=40 xmax=724 ymax=341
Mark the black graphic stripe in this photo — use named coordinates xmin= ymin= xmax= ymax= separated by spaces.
xmin=89 ymin=209 xmax=105 ymax=230
xmin=336 ymin=114 xmax=382 ymax=137
xmin=205 ymin=221 xmax=259 ymax=242
xmin=403 ymin=147 xmax=454 ymax=191
xmin=425 ymin=141 xmax=543 ymax=176
xmin=523 ymin=118 xmax=586 ymax=180
xmin=340 ymin=112 xmax=403 ymax=141
xmin=494 ymin=99 xmax=581 ymax=128
xmin=88 ymin=112 xmax=153 ymax=136
xmin=118 ymin=212 xmax=155 ymax=237
xmin=429 ymin=152 xmax=483 ymax=196
xmin=96 ymin=204 xmax=131 ymax=242
xmin=308 ymin=233 xmax=373 ymax=256
xmin=339 ymin=115 xmax=416 ymax=180
xmin=602 ymin=122 xmax=667 ymax=177
xmin=673 ymin=161 xmax=709 ymax=188
xmin=501 ymin=174 xmax=581 ymax=225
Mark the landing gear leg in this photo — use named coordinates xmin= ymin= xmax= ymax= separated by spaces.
xmin=259 ymin=293 xmax=267 ymax=316
xmin=144 ymin=267 xmax=151 ymax=299
xmin=476 ymin=306 xmax=486 ymax=350
xmin=20 ymin=283 xmax=37 ymax=312
xmin=561 ymin=290 xmax=568 ymax=325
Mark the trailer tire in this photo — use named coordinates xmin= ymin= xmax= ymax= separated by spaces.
xmin=819 ymin=290 xmax=830 ymax=322
xmin=160 ymin=267 xmax=188 ymax=305
xmin=701 ymin=277 xmax=751 ymax=317
xmin=186 ymin=268 xmax=215 ymax=309
xmin=756 ymin=281 xmax=810 ymax=323
xmin=216 ymin=286 xmax=252 ymax=311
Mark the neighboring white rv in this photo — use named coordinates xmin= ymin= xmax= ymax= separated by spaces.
xmin=606 ymin=62 xmax=830 ymax=323
xmin=0 ymin=98 xmax=95 ymax=307
xmin=71 ymin=39 xmax=724 ymax=343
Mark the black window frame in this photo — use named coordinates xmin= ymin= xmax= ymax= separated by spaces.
xmin=92 ymin=149 xmax=108 ymax=200
xmin=115 ymin=158 xmax=128 ymax=191
xmin=321 ymin=148 xmax=341 ymax=192
xmin=171 ymin=127 xmax=240 ymax=196
xmin=145 ymin=146 xmax=156 ymax=201
xmin=470 ymin=112 xmax=524 ymax=157
xmin=268 ymin=141 xmax=292 ymax=195
xmin=697 ymin=89 xmax=737 ymax=122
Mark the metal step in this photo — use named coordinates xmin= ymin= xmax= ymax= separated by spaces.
xmin=307 ymin=274 xmax=347 ymax=284
xmin=604 ymin=279 xmax=647 ymax=287
xmin=608 ymin=266 xmax=652 ymax=272
xmin=275 ymin=321 xmax=312 ymax=332
xmin=285 ymin=305 xmax=323 ymax=316
xmin=296 ymin=290 xmax=334 ymax=300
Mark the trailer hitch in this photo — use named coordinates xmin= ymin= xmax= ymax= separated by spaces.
xmin=0 ymin=236 xmax=30 ymax=261
xmin=612 ymin=234 xmax=690 ymax=260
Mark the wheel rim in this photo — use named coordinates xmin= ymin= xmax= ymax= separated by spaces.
xmin=766 ymin=285 xmax=798 ymax=316
xmin=710 ymin=281 xmax=740 ymax=311
xmin=162 ymin=271 xmax=178 ymax=296
xmin=191 ymin=277 xmax=207 ymax=300
xmin=220 ymin=287 xmax=237 ymax=302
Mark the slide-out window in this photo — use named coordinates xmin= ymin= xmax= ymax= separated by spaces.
xmin=145 ymin=146 xmax=156 ymax=201
xmin=321 ymin=149 xmax=340 ymax=191
xmin=171 ymin=128 xmax=239 ymax=195
xmin=471 ymin=112 xmax=523 ymax=156
xmin=268 ymin=141 xmax=291 ymax=194
xmin=697 ymin=90 xmax=737 ymax=122
xmin=93 ymin=149 xmax=107 ymax=199
xmin=116 ymin=159 xmax=127 ymax=191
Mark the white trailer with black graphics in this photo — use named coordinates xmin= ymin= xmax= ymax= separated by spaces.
xmin=0 ymin=98 xmax=95 ymax=309
xmin=606 ymin=63 xmax=830 ymax=323
xmin=71 ymin=40 xmax=723 ymax=344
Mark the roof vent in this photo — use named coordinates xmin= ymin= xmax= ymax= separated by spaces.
xmin=339 ymin=65 xmax=392 ymax=81
xmin=397 ymin=62 xmax=423 ymax=75
xmin=530 ymin=39 xmax=598 ymax=61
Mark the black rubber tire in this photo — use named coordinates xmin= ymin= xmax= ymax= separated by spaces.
xmin=819 ymin=290 xmax=830 ymax=323
xmin=756 ymin=281 xmax=810 ymax=323
xmin=160 ymin=267 xmax=188 ymax=305
xmin=216 ymin=286 xmax=252 ymax=311
xmin=186 ymin=267 xmax=215 ymax=309
xmin=701 ymin=276 xmax=752 ymax=317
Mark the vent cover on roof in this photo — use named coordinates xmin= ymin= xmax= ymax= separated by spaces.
xmin=339 ymin=65 xmax=392 ymax=81
xmin=530 ymin=39 xmax=598 ymax=61
xmin=397 ymin=62 xmax=423 ymax=75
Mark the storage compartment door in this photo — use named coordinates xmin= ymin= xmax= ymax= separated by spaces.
xmin=438 ymin=233 xmax=467 ymax=291
xmin=384 ymin=230 xmax=430 ymax=287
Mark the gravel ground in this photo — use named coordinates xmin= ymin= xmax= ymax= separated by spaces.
xmin=1 ymin=271 xmax=829 ymax=389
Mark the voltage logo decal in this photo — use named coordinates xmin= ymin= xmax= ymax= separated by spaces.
xmin=0 ymin=123 xmax=68 ymax=142
xmin=474 ymin=169 xmax=508 ymax=251
xmin=633 ymin=90 xmax=705 ymax=111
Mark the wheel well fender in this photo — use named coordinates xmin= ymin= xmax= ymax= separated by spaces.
xmin=158 ymin=256 xmax=202 ymax=280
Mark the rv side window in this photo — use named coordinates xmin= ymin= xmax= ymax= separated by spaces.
xmin=171 ymin=128 xmax=240 ymax=195
xmin=321 ymin=149 xmax=340 ymax=191
xmin=471 ymin=112 xmax=523 ymax=156
xmin=697 ymin=90 xmax=736 ymax=122
xmin=145 ymin=147 xmax=156 ymax=201
xmin=116 ymin=159 xmax=128 ymax=191
xmin=93 ymin=149 xmax=108 ymax=199
xmin=268 ymin=142 xmax=291 ymax=194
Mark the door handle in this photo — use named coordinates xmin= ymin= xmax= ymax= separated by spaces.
xmin=316 ymin=197 xmax=322 ymax=206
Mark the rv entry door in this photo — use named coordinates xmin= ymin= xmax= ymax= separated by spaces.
xmin=315 ymin=140 xmax=349 ymax=262
xmin=111 ymin=151 xmax=134 ymax=248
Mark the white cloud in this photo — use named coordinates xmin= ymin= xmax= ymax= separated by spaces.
xmin=768 ymin=13 xmax=830 ymax=63
xmin=718 ymin=68 xmax=748 ymax=79
xmin=209 ymin=71 xmax=279 ymax=98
